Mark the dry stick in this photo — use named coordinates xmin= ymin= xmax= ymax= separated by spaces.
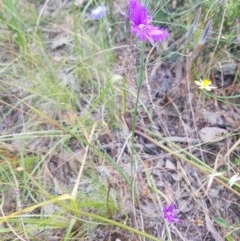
xmin=71 ymin=122 xmax=97 ymax=199
xmin=202 ymin=200 xmax=223 ymax=241
xmin=223 ymin=137 xmax=240 ymax=163
xmin=205 ymin=152 xmax=222 ymax=196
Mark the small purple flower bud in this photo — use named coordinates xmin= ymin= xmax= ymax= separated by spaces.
xmin=90 ymin=5 xmax=107 ymax=20
xmin=163 ymin=202 xmax=180 ymax=223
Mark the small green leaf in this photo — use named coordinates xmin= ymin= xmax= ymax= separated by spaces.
xmin=225 ymin=234 xmax=234 ymax=241
xmin=215 ymin=217 xmax=230 ymax=228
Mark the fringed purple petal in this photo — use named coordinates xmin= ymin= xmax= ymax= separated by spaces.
xmin=131 ymin=24 xmax=169 ymax=45
xmin=129 ymin=0 xmax=151 ymax=25
xmin=128 ymin=0 xmax=169 ymax=44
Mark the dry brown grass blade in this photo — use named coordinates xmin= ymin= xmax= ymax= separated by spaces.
xmin=223 ymin=137 xmax=240 ymax=163
xmin=71 ymin=122 xmax=97 ymax=199
xmin=202 ymin=200 xmax=223 ymax=241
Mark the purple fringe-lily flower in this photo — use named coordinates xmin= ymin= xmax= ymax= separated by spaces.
xmin=129 ymin=0 xmax=169 ymax=44
xmin=163 ymin=202 xmax=180 ymax=223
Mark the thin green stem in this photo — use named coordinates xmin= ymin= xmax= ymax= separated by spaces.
xmin=131 ymin=42 xmax=146 ymax=194
xmin=131 ymin=43 xmax=146 ymax=140
xmin=77 ymin=210 xmax=163 ymax=241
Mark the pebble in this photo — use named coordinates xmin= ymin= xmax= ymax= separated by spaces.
xmin=165 ymin=159 xmax=176 ymax=170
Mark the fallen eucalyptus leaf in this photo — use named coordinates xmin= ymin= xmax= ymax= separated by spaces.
xmin=199 ymin=127 xmax=228 ymax=143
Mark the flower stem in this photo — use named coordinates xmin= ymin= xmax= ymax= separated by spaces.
xmin=131 ymin=42 xmax=145 ymax=196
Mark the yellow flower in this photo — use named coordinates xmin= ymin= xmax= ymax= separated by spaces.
xmin=195 ymin=78 xmax=217 ymax=91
